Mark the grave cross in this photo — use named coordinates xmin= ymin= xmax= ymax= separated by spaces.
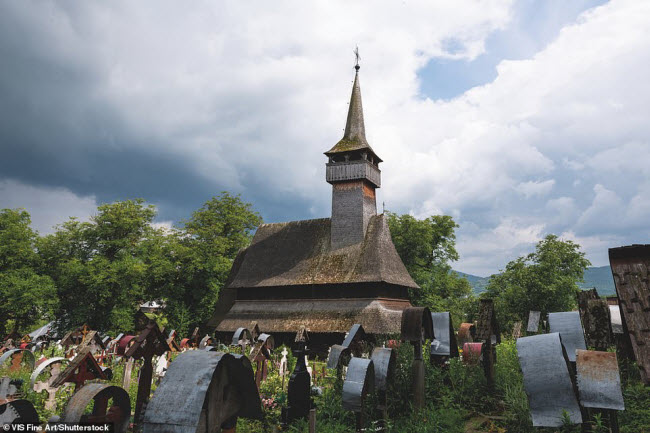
xmin=125 ymin=322 xmax=169 ymax=424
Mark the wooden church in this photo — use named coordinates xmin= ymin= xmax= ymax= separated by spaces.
xmin=209 ymin=64 xmax=418 ymax=347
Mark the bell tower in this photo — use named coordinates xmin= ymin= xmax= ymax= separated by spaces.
xmin=325 ymin=62 xmax=382 ymax=250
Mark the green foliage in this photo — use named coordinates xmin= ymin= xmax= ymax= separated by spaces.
xmin=483 ymin=234 xmax=591 ymax=329
xmin=0 ymin=209 xmax=58 ymax=334
xmin=3 ymin=336 xmax=648 ymax=433
xmin=495 ymin=339 xmax=533 ymax=432
xmin=32 ymin=193 xmax=261 ymax=336
xmin=37 ymin=199 xmax=159 ymax=334
xmin=619 ymin=380 xmax=650 ymax=433
xmin=387 ymin=212 xmax=476 ymax=324
xmin=162 ymin=192 xmax=262 ymax=333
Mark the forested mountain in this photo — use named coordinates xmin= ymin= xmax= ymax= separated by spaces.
xmin=455 ymin=265 xmax=616 ymax=296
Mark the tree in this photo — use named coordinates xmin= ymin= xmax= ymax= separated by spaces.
xmin=38 ymin=200 xmax=162 ymax=333
xmin=36 ymin=194 xmax=262 ymax=337
xmin=0 ymin=209 xmax=57 ymax=335
xmin=162 ymin=192 xmax=262 ymax=335
xmin=483 ymin=234 xmax=591 ymax=329
xmin=387 ymin=213 xmax=475 ymax=324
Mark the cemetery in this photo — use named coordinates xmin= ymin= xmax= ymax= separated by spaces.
xmin=1 ymin=64 xmax=649 ymax=432
xmin=0 ymin=291 xmax=648 ymax=432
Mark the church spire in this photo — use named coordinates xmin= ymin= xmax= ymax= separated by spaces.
xmin=325 ymin=51 xmax=383 ymax=250
xmin=342 ymin=67 xmax=367 ymax=146
xmin=325 ymin=50 xmax=382 ymax=162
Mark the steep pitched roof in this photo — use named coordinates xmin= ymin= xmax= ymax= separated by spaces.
xmin=325 ymin=69 xmax=382 ymax=162
xmin=226 ymin=214 xmax=418 ymax=289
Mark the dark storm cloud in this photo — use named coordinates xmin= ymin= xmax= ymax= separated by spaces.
xmin=0 ymin=2 xmax=321 ymax=226
xmin=1 ymin=1 xmax=649 ymax=277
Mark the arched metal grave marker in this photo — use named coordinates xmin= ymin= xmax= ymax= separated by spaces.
xmin=400 ymin=307 xmax=433 ymax=409
xmin=142 ymin=350 xmax=262 ymax=433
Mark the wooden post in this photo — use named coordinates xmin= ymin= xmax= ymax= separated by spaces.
xmin=122 ymin=358 xmax=134 ymax=390
xmin=309 ymin=408 xmax=316 ymax=433
xmin=608 ymin=409 xmax=619 ymax=433
xmin=412 ymin=357 xmax=425 ymax=409
xmin=135 ymin=355 xmax=153 ymax=423
xmin=355 ymin=412 xmax=363 ymax=433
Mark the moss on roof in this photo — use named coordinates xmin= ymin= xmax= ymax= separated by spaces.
xmin=224 ymin=215 xmax=418 ymax=289
xmin=325 ymin=138 xmax=369 ymax=154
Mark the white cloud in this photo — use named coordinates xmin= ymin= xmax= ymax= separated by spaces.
xmin=515 ymin=179 xmax=555 ymax=198
xmin=456 ymin=218 xmax=545 ymax=276
xmin=2 ymin=0 xmax=649 ymax=275
xmin=575 ymin=184 xmax=624 ymax=232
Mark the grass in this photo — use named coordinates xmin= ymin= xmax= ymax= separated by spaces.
xmin=2 ymin=339 xmax=648 ymax=432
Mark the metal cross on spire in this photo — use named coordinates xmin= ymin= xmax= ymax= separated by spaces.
xmin=354 ymin=46 xmax=360 ymax=71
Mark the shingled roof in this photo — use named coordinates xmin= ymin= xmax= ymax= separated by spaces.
xmin=225 ymin=214 xmax=418 ymax=289
xmin=324 ymin=68 xmax=382 ymax=162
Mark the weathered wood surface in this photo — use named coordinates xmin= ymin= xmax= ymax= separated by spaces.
xmin=578 ymin=289 xmax=613 ymax=350
xmin=609 ymin=245 xmax=650 ymax=384
xmin=476 ymin=299 xmax=499 ymax=344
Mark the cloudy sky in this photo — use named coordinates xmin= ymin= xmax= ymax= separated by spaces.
xmin=1 ymin=0 xmax=648 ymax=276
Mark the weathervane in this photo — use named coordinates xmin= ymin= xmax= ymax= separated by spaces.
xmin=354 ymin=46 xmax=360 ymax=71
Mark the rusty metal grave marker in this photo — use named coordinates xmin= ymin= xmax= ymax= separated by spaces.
xmin=116 ymin=335 xmax=136 ymax=357
xmin=142 ymin=350 xmax=263 ymax=433
xmin=342 ymin=357 xmax=374 ymax=432
xmin=457 ymin=322 xmax=476 ymax=346
xmin=62 ymin=383 xmax=131 ymax=433
xmin=517 ymin=333 xmax=582 ymax=427
xmin=124 ymin=322 xmax=169 ymax=424
xmin=0 ymin=399 xmax=39 ymax=426
xmin=0 ymin=349 xmax=35 ymax=372
xmin=400 ymin=307 xmax=433 ymax=409
xmin=180 ymin=338 xmax=190 ymax=350
xmin=284 ymin=327 xmax=312 ymax=424
xmin=461 ymin=342 xmax=483 ymax=366
xmin=527 ymin=311 xmax=541 ymax=334
xmin=548 ymin=311 xmax=586 ymax=364
xmin=51 ymin=347 xmax=107 ymax=391
xmin=430 ymin=312 xmax=459 ymax=365
xmin=29 ymin=357 xmax=71 ymax=411
xmin=250 ymin=333 xmax=274 ymax=389
xmin=576 ymin=350 xmax=624 ymax=433
xmin=609 ymin=244 xmax=650 ymax=384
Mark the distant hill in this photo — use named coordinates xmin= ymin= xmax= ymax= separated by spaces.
xmin=454 ymin=265 xmax=616 ymax=297
xmin=453 ymin=271 xmax=490 ymax=295
xmin=578 ymin=265 xmax=616 ymax=296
